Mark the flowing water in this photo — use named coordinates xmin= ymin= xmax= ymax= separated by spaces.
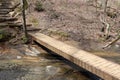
xmin=0 ymin=44 xmax=95 ymax=80
xmin=0 ymin=43 xmax=120 ymax=80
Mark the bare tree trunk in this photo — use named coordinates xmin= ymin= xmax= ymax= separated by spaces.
xmin=21 ymin=0 xmax=28 ymax=39
xmin=104 ymin=0 xmax=108 ymax=13
xmin=95 ymin=0 xmax=97 ymax=13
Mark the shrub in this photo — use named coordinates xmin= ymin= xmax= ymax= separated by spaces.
xmin=0 ymin=30 xmax=10 ymax=41
xmin=35 ymin=1 xmax=44 ymax=12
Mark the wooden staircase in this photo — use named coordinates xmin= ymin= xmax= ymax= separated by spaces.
xmin=0 ymin=1 xmax=40 ymax=31
xmin=0 ymin=1 xmax=21 ymax=28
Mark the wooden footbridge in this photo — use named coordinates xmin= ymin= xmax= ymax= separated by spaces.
xmin=29 ymin=33 xmax=120 ymax=80
xmin=1 ymin=1 xmax=120 ymax=80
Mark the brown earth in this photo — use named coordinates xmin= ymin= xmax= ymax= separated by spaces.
xmin=26 ymin=0 xmax=120 ymax=52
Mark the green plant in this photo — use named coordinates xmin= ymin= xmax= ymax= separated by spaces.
xmin=0 ymin=33 xmax=3 ymax=40
xmin=21 ymin=35 xmax=28 ymax=43
xmin=0 ymin=30 xmax=10 ymax=41
xmin=29 ymin=17 xmax=39 ymax=26
xmin=0 ymin=30 xmax=6 ymax=40
xmin=35 ymin=1 xmax=44 ymax=12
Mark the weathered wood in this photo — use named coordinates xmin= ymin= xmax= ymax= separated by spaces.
xmin=0 ymin=7 xmax=13 ymax=9
xmin=0 ymin=9 xmax=12 ymax=12
xmin=0 ymin=14 xmax=10 ymax=16
xmin=0 ymin=23 xmax=32 ymax=27
xmin=0 ymin=11 xmax=9 ymax=14
xmin=29 ymin=33 xmax=120 ymax=80
xmin=0 ymin=2 xmax=12 ymax=4
xmin=0 ymin=17 xmax=18 ymax=22
xmin=0 ymin=24 xmax=9 ymax=27
xmin=0 ymin=3 xmax=20 ymax=10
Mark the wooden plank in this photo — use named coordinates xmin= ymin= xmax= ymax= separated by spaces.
xmin=29 ymin=33 xmax=120 ymax=80
xmin=0 ymin=15 xmax=10 ymax=17
xmin=0 ymin=7 xmax=13 ymax=9
xmin=0 ymin=17 xmax=18 ymax=22
xmin=0 ymin=9 xmax=12 ymax=12
xmin=0 ymin=23 xmax=32 ymax=27
xmin=0 ymin=3 xmax=20 ymax=10
xmin=0 ymin=11 xmax=9 ymax=14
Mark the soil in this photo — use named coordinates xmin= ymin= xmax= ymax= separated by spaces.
xmin=26 ymin=0 xmax=120 ymax=51
xmin=25 ymin=0 xmax=120 ymax=65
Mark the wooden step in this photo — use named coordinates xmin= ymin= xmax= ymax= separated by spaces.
xmin=0 ymin=9 xmax=12 ymax=12
xmin=0 ymin=17 xmax=18 ymax=22
xmin=0 ymin=23 xmax=32 ymax=27
xmin=0 ymin=15 xmax=10 ymax=17
xmin=0 ymin=3 xmax=20 ymax=10
xmin=0 ymin=11 xmax=9 ymax=14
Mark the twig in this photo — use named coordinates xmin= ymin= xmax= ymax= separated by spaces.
xmin=103 ymin=35 xmax=120 ymax=49
xmin=100 ymin=15 xmax=110 ymax=38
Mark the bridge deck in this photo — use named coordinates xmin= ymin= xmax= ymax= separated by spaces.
xmin=29 ymin=33 xmax=120 ymax=80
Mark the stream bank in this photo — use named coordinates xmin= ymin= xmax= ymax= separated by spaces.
xmin=0 ymin=44 xmax=94 ymax=80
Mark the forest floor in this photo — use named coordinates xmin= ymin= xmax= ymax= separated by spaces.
xmin=26 ymin=0 xmax=120 ymax=52
xmin=24 ymin=0 xmax=120 ymax=65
